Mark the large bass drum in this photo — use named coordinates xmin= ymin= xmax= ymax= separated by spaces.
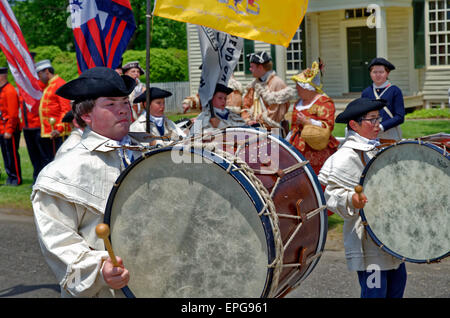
xmin=104 ymin=127 xmax=327 ymax=297
xmin=359 ymin=135 xmax=450 ymax=263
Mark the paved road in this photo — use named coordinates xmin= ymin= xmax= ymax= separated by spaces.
xmin=0 ymin=210 xmax=448 ymax=298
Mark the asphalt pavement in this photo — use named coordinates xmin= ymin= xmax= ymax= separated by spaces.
xmin=0 ymin=209 xmax=448 ymax=298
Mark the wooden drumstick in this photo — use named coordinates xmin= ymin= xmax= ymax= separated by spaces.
xmin=49 ymin=117 xmax=56 ymax=155
xmin=355 ymin=185 xmax=364 ymax=200
xmin=95 ymin=223 xmax=120 ymax=267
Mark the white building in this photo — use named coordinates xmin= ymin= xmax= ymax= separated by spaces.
xmin=186 ymin=0 xmax=450 ymax=111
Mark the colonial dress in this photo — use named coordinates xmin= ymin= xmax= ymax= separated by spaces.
xmin=361 ymin=82 xmax=405 ymax=141
xmin=289 ymin=95 xmax=340 ymax=175
xmin=361 ymin=57 xmax=405 ymax=142
xmin=242 ymin=70 xmax=293 ymax=130
xmin=288 ymin=62 xmax=339 ymax=176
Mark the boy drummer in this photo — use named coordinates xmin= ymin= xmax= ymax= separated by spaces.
xmin=32 ymin=67 xmax=144 ymax=297
xmin=318 ymin=97 xmax=407 ymax=298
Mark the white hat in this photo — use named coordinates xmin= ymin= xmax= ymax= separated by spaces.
xmin=35 ymin=59 xmax=52 ymax=73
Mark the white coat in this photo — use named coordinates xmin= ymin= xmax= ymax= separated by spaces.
xmin=31 ymin=128 xmax=143 ymax=297
xmin=318 ymin=132 xmax=403 ymax=272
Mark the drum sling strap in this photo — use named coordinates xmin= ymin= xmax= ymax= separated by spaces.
xmin=357 ymin=149 xmax=370 ymax=240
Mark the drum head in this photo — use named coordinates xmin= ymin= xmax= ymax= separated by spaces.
xmin=105 ymin=149 xmax=273 ymax=297
xmin=361 ymin=142 xmax=450 ymax=263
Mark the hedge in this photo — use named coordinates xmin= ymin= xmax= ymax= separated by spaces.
xmin=0 ymin=45 xmax=188 ymax=86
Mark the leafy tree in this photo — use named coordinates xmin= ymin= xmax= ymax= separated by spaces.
xmin=9 ymin=0 xmax=187 ymax=51
xmin=10 ymin=0 xmax=74 ymax=51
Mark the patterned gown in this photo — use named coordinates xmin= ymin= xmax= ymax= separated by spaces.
xmin=289 ymin=95 xmax=340 ymax=176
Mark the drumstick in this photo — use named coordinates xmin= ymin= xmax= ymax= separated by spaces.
xmin=355 ymin=185 xmax=364 ymax=201
xmin=49 ymin=117 xmax=56 ymax=155
xmin=95 ymin=223 xmax=120 ymax=267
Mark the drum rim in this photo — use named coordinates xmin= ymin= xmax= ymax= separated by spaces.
xmin=104 ymin=144 xmax=278 ymax=298
xmin=225 ymin=127 xmax=329 ymax=286
xmin=359 ymin=140 xmax=450 ymax=263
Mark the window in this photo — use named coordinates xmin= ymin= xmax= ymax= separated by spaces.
xmin=286 ymin=21 xmax=306 ymax=71
xmin=345 ymin=8 xmax=372 ymax=19
xmin=236 ymin=51 xmax=245 ymax=73
xmin=428 ymin=0 xmax=450 ymax=65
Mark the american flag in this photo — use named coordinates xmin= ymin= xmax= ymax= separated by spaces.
xmin=69 ymin=0 xmax=136 ymax=73
xmin=0 ymin=0 xmax=43 ymax=114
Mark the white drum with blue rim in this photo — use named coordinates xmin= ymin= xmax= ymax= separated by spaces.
xmin=359 ymin=136 xmax=450 ymax=263
xmin=104 ymin=127 xmax=328 ymax=297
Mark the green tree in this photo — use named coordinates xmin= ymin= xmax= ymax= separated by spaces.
xmin=10 ymin=0 xmax=73 ymax=51
xmin=126 ymin=0 xmax=187 ymax=50
xmin=9 ymin=0 xmax=187 ymax=51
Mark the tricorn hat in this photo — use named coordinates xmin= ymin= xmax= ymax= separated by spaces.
xmin=55 ymin=67 xmax=136 ymax=102
xmin=122 ymin=61 xmax=145 ymax=75
xmin=61 ymin=110 xmax=74 ymax=123
xmin=35 ymin=59 xmax=52 ymax=73
xmin=246 ymin=51 xmax=272 ymax=64
xmin=368 ymin=57 xmax=395 ymax=71
xmin=133 ymin=87 xmax=172 ymax=104
xmin=335 ymin=98 xmax=386 ymax=124
xmin=214 ymin=83 xmax=233 ymax=95
xmin=0 ymin=67 xmax=8 ymax=75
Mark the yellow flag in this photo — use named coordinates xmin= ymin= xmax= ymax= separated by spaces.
xmin=153 ymin=0 xmax=308 ymax=47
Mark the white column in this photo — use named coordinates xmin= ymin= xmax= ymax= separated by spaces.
xmin=376 ymin=6 xmax=388 ymax=58
xmin=275 ymin=45 xmax=286 ymax=81
xmin=309 ymin=13 xmax=320 ymax=67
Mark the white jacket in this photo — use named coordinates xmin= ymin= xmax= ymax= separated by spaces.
xmin=190 ymin=106 xmax=246 ymax=135
xmin=31 ymin=128 xmax=143 ymax=297
xmin=130 ymin=112 xmax=186 ymax=147
xmin=318 ymin=132 xmax=403 ymax=271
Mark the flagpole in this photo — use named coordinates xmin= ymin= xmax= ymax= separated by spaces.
xmin=145 ymin=0 xmax=152 ymax=133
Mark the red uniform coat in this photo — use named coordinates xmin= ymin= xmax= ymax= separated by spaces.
xmin=38 ymin=75 xmax=71 ymax=137
xmin=0 ymin=83 xmax=20 ymax=135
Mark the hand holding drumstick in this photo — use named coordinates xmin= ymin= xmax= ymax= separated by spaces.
xmin=96 ymin=224 xmax=130 ymax=289
xmin=352 ymin=185 xmax=368 ymax=209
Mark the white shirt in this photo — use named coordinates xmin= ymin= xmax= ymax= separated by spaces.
xmin=32 ymin=128 xmax=143 ymax=297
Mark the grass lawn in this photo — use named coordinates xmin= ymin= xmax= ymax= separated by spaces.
xmin=1 ymin=118 xmax=448 ymax=228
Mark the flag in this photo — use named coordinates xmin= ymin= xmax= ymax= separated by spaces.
xmin=197 ymin=26 xmax=243 ymax=107
xmin=69 ymin=0 xmax=136 ymax=73
xmin=0 ymin=0 xmax=42 ymax=114
xmin=153 ymin=0 xmax=308 ymax=47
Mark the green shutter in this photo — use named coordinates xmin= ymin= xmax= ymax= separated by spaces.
xmin=300 ymin=20 xmax=307 ymax=70
xmin=244 ymin=39 xmax=255 ymax=75
xmin=413 ymin=0 xmax=425 ymax=69
xmin=270 ymin=45 xmax=277 ymax=71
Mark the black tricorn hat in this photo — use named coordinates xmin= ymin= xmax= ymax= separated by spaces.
xmin=214 ymin=83 xmax=233 ymax=95
xmin=0 ymin=67 xmax=8 ymax=74
xmin=133 ymin=87 xmax=172 ymax=104
xmin=368 ymin=57 xmax=395 ymax=71
xmin=335 ymin=98 xmax=386 ymax=124
xmin=56 ymin=67 xmax=136 ymax=102
xmin=61 ymin=110 xmax=74 ymax=123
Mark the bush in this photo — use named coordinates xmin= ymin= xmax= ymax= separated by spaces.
xmin=406 ymin=108 xmax=450 ymax=119
xmin=0 ymin=45 xmax=188 ymax=87
xmin=123 ymin=48 xmax=188 ymax=83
